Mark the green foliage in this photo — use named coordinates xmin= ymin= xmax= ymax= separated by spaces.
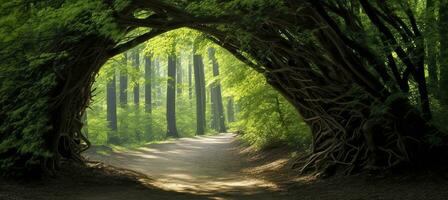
xmin=86 ymin=28 xmax=311 ymax=151
xmin=216 ymin=46 xmax=311 ymax=150
xmin=3 ymin=0 xmax=445 ymax=176
xmin=0 ymin=0 xmax=125 ymax=174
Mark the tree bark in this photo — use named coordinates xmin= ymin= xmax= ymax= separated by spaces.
xmin=426 ymin=0 xmax=439 ymax=95
xmin=107 ymin=74 xmax=119 ymax=144
xmin=154 ymin=58 xmax=162 ymax=107
xmin=227 ymin=97 xmax=235 ymax=123
xmin=167 ymin=55 xmax=179 ymax=138
xmin=133 ymin=51 xmax=140 ymax=107
xmin=133 ymin=51 xmax=142 ymax=140
xmin=439 ymin=0 xmax=448 ymax=105
xmin=193 ymin=54 xmax=206 ymax=135
xmin=188 ymin=54 xmax=193 ymax=101
xmin=144 ymin=55 xmax=152 ymax=113
xmin=210 ymin=86 xmax=218 ymax=130
xmin=208 ymin=48 xmax=226 ymax=133
xmin=176 ymin=55 xmax=183 ymax=97
xmin=119 ymin=53 xmax=128 ymax=107
xmin=144 ymin=55 xmax=153 ymax=139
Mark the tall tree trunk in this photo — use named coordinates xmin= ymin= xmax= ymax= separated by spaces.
xmin=144 ymin=55 xmax=152 ymax=139
xmin=208 ymin=48 xmax=226 ymax=133
xmin=176 ymin=55 xmax=183 ymax=97
xmin=227 ymin=97 xmax=235 ymax=123
xmin=156 ymin=58 xmax=163 ymax=107
xmin=107 ymin=74 xmax=118 ymax=144
xmin=167 ymin=55 xmax=179 ymax=137
xmin=133 ymin=51 xmax=140 ymax=107
xmin=132 ymin=51 xmax=141 ymax=140
xmin=144 ymin=55 xmax=152 ymax=113
xmin=119 ymin=53 xmax=128 ymax=107
xmin=439 ymin=0 xmax=448 ymax=105
xmin=188 ymin=54 xmax=193 ymax=101
xmin=426 ymin=0 xmax=438 ymax=94
xmin=194 ymin=54 xmax=206 ymax=135
xmin=210 ymin=86 xmax=218 ymax=130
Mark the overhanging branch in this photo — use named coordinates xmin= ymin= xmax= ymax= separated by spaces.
xmin=107 ymin=29 xmax=171 ymax=57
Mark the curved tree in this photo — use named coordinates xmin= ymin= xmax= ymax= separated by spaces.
xmin=0 ymin=0 xmax=444 ymax=176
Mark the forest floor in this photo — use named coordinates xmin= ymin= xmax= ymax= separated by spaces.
xmin=2 ymin=133 xmax=448 ymax=200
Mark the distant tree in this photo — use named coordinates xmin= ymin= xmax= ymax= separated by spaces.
xmin=119 ymin=53 xmax=128 ymax=107
xmin=210 ymin=84 xmax=218 ymax=130
xmin=132 ymin=51 xmax=140 ymax=107
xmin=155 ymin=58 xmax=163 ymax=107
xmin=167 ymin=55 xmax=179 ymax=137
xmin=144 ymin=55 xmax=153 ymax=139
xmin=132 ymin=51 xmax=142 ymax=140
xmin=208 ymin=48 xmax=226 ymax=133
xmin=107 ymin=71 xmax=118 ymax=144
xmin=176 ymin=55 xmax=183 ymax=97
xmin=144 ymin=55 xmax=152 ymax=113
xmin=227 ymin=97 xmax=235 ymax=123
xmin=194 ymin=54 xmax=206 ymax=135
xmin=188 ymin=55 xmax=193 ymax=101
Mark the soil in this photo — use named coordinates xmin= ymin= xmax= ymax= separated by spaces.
xmin=1 ymin=133 xmax=448 ymax=200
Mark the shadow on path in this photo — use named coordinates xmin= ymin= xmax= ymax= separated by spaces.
xmin=84 ymin=133 xmax=287 ymax=199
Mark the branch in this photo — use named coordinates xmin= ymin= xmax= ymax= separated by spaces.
xmin=360 ymin=0 xmax=417 ymax=77
xmin=131 ymin=0 xmax=193 ymax=19
xmin=117 ymin=15 xmax=235 ymax=28
xmin=313 ymin=1 xmax=395 ymax=88
xmin=107 ymin=29 xmax=171 ymax=57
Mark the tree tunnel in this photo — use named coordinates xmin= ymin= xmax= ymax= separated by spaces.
xmin=0 ymin=0 xmax=443 ymax=176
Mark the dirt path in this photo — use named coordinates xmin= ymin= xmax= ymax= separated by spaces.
xmin=84 ymin=133 xmax=287 ymax=199
xmin=3 ymin=133 xmax=448 ymax=200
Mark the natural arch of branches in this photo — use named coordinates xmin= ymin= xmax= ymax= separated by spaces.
xmin=1 ymin=0 xmax=445 ymax=176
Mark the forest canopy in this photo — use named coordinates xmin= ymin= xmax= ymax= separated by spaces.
xmin=1 ymin=0 xmax=448 ymax=177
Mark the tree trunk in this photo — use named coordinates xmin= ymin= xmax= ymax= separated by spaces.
xmin=144 ymin=55 xmax=152 ymax=113
xmin=426 ymin=0 xmax=439 ymax=94
xmin=144 ymin=55 xmax=152 ymax=139
xmin=208 ymin=48 xmax=226 ymax=133
xmin=227 ymin=97 xmax=235 ymax=123
xmin=439 ymin=0 xmax=448 ymax=105
xmin=210 ymin=87 xmax=218 ymax=130
xmin=193 ymin=54 xmax=206 ymax=135
xmin=167 ymin=55 xmax=179 ymax=137
xmin=133 ymin=51 xmax=140 ymax=107
xmin=107 ymin=74 xmax=119 ymax=144
xmin=188 ymin=54 xmax=193 ymax=101
xmin=156 ymin=58 xmax=163 ymax=107
xmin=133 ymin=51 xmax=142 ymax=140
xmin=119 ymin=53 xmax=128 ymax=107
xmin=176 ymin=55 xmax=183 ymax=97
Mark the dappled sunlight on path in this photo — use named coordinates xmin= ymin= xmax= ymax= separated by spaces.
xmin=84 ymin=133 xmax=284 ymax=198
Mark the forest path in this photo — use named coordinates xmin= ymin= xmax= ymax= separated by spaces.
xmin=84 ymin=133 xmax=288 ymax=199
xmin=3 ymin=133 xmax=448 ymax=200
